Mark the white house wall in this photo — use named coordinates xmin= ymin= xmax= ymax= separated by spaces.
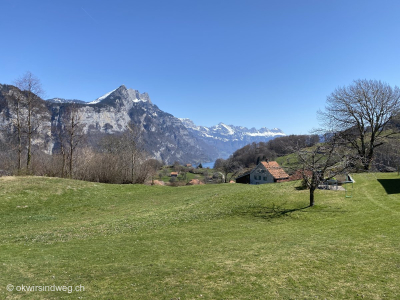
xmin=249 ymin=164 xmax=274 ymax=184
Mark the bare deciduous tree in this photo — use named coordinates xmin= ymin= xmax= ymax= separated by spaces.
xmin=4 ymin=86 xmax=26 ymax=173
xmin=295 ymin=133 xmax=355 ymax=207
xmin=15 ymin=71 xmax=43 ymax=172
xmin=91 ymin=122 xmax=153 ymax=184
xmin=53 ymin=122 xmax=68 ymax=178
xmin=124 ymin=121 xmax=144 ymax=183
xmin=66 ymin=106 xmax=84 ymax=178
xmin=56 ymin=104 xmax=85 ymax=178
xmin=214 ymin=157 xmax=242 ymax=183
xmin=319 ymin=79 xmax=400 ymax=171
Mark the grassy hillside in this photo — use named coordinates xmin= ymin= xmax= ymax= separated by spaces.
xmin=1 ymin=174 xmax=399 ymax=299
xmin=156 ymin=167 xmax=215 ymax=184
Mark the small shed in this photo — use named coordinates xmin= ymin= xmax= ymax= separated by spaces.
xmin=170 ymin=172 xmax=178 ymax=177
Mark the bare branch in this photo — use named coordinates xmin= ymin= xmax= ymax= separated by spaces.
xmin=318 ymin=79 xmax=400 ymax=170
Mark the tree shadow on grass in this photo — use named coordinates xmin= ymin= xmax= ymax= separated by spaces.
xmin=295 ymin=186 xmax=307 ymax=191
xmin=232 ymin=202 xmax=348 ymax=221
xmin=233 ymin=204 xmax=310 ymax=221
xmin=377 ymin=179 xmax=400 ymax=194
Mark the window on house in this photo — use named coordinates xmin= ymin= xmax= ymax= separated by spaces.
xmin=263 ymin=177 xmax=266 ymax=181
xmin=254 ymin=175 xmax=257 ymax=179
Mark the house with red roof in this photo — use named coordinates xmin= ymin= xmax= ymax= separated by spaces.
xmin=236 ymin=161 xmax=289 ymax=184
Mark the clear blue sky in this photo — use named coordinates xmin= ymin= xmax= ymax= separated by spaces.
xmin=2 ymin=0 xmax=400 ymax=134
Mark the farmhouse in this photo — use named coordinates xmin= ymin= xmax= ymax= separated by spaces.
xmin=236 ymin=161 xmax=289 ymax=184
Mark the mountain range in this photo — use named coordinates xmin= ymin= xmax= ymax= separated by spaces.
xmin=179 ymin=119 xmax=285 ymax=159
xmin=0 ymin=84 xmax=285 ymax=164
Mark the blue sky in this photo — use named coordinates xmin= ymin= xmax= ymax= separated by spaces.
xmin=1 ymin=0 xmax=400 ymax=134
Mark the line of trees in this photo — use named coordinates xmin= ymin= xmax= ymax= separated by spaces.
xmin=224 ymin=134 xmax=321 ymax=170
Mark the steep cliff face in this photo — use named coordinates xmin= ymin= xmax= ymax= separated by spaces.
xmin=0 ymin=84 xmax=213 ymax=164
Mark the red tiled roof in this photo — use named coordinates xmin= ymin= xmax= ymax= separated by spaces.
xmin=288 ymin=169 xmax=312 ymax=181
xmin=260 ymin=161 xmax=289 ymax=179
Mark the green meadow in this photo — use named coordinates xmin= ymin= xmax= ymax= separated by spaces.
xmin=1 ymin=173 xmax=399 ymax=299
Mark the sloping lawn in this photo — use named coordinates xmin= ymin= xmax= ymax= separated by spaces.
xmin=0 ymin=173 xmax=399 ymax=299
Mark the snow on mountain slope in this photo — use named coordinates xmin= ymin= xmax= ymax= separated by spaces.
xmin=88 ymin=88 xmax=117 ymax=104
xmin=179 ymin=118 xmax=286 ymax=158
xmin=46 ymin=98 xmax=85 ymax=104
xmin=179 ymin=118 xmax=285 ymax=141
xmin=88 ymin=86 xmax=152 ymax=105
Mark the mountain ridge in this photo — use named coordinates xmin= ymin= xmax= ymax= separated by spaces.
xmin=179 ymin=118 xmax=286 ymax=158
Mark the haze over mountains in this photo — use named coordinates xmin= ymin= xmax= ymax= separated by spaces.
xmin=179 ymin=118 xmax=285 ymax=159
xmin=1 ymin=84 xmax=285 ymax=164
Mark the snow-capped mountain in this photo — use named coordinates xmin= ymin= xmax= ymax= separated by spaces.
xmin=46 ymin=98 xmax=85 ymax=104
xmin=88 ymin=87 xmax=152 ymax=105
xmin=179 ymin=118 xmax=286 ymax=158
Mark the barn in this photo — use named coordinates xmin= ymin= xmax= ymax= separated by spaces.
xmin=236 ymin=161 xmax=289 ymax=184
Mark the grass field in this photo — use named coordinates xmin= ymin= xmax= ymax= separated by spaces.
xmin=1 ymin=173 xmax=399 ymax=299
xmin=156 ymin=167 xmax=216 ymax=184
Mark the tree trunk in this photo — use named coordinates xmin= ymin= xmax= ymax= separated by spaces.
xmin=27 ymin=133 xmax=31 ymax=171
xmin=131 ymin=152 xmax=135 ymax=184
xmin=16 ymin=102 xmax=22 ymax=174
xmin=17 ymin=143 xmax=22 ymax=174
xmin=61 ymin=153 xmax=66 ymax=178
xmin=309 ymin=187 xmax=315 ymax=207
xmin=362 ymin=156 xmax=372 ymax=171
xmin=69 ymin=124 xmax=74 ymax=178
xmin=26 ymin=100 xmax=32 ymax=172
xmin=69 ymin=147 xmax=73 ymax=179
xmin=363 ymin=150 xmax=374 ymax=171
xmin=17 ymin=128 xmax=22 ymax=174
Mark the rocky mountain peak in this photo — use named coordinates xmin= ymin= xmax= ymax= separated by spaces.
xmin=89 ymin=85 xmax=152 ymax=105
xmin=179 ymin=118 xmax=197 ymax=128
